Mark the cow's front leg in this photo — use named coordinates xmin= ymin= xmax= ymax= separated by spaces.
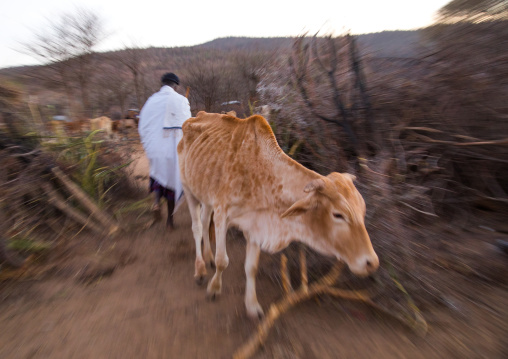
xmin=207 ymin=208 xmax=228 ymax=300
xmin=245 ymin=240 xmax=263 ymax=319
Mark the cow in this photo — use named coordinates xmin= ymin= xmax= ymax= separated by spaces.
xmin=111 ymin=118 xmax=136 ymax=136
xmin=177 ymin=111 xmax=379 ymax=319
xmin=90 ymin=116 xmax=113 ymax=139
xmin=122 ymin=118 xmax=137 ymax=129
xmin=64 ymin=119 xmax=90 ymax=134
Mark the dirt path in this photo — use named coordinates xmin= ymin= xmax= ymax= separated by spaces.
xmin=1 ymin=150 xmax=507 ymax=359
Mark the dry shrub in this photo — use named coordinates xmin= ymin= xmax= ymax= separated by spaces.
xmin=0 ymin=106 xmax=139 ymax=277
xmin=257 ymin=25 xmax=508 ymax=309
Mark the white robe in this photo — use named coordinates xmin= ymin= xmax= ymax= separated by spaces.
xmin=138 ymin=85 xmax=191 ymax=202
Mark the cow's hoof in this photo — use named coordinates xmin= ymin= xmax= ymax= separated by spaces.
xmin=195 ymin=275 xmax=205 ymax=286
xmin=246 ymin=305 xmax=264 ymax=320
xmin=206 ymin=292 xmax=218 ymax=302
xmin=206 ymin=283 xmax=221 ymax=301
xmin=256 ymin=311 xmax=264 ymax=321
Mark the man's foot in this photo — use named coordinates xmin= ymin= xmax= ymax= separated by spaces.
xmin=166 ymin=217 xmax=175 ymax=231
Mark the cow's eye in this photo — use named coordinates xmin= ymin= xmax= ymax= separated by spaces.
xmin=333 ymin=213 xmax=344 ymax=220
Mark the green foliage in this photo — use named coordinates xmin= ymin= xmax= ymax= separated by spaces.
xmin=387 ymin=264 xmax=428 ymax=336
xmin=81 ymin=130 xmax=102 ymax=197
xmin=287 ymin=139 xmax=303 ymax=158
xmin=41 ymin=130 xmax=131 ymax=206
xmin=7 ymin=236 xmax=51 ymax=253
xmin=247 ymin=100 xmax=256 ymax=116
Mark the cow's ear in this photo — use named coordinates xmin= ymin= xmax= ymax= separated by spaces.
xmin=281 ymin=197 xmax=313 ymax=218
xmin=304 ymin=178 xmax=325 ymax=193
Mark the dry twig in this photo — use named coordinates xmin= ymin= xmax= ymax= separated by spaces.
xmin=51 ymin=167 xmax=120 ymax=235
xmin=234 ymin=255 xmax=428 ymax=359
xmin=42 ymin=182 xmax=105 ymax=234
xmin=409 ymin=132 xmax=508 ymax=146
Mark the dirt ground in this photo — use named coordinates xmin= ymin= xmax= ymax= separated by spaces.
xmin=1 ymin=142 xmax=508 ymax=359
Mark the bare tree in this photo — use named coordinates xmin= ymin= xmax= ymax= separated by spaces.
xmin=21 ymin=8 xmax=105 ymax=118
xmin=110 ymin=43 xmax=148 ymax=109
xmin=232 ymin=49 xmax=275 ymax=104
xmin=260 ymin=34 xmax=435 ymax=274
xmin=92 ymin=63 xmax=132 ymax=116
xmin=289 ymin=35 xmax=376 ymax=162
xmin=185 ymin=62 xmax=225 ymax=112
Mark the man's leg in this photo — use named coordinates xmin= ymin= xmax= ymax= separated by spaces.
xmin=150 ymin=178 xmax=162 ymax=221
xmin=166 ymin=190 xmax=175 ymax=230
xmin=152 ymin=189 xmax=162 ymax=221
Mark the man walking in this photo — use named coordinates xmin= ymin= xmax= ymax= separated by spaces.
xmin=139 ymin=72 xmax=191 ymax=229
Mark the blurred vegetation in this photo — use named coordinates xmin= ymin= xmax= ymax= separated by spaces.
xmin=256 ymin=3 xmax=508 ymax=319
xmin=0 ymin=3 xmax=507 ymax=329
xmin=0 ymin=81 xmax=133 ymax=273
xmin=437 ymin=0 xmax=508 ymax=23
xmin=46 ymin=129 xmax=133 ymax=205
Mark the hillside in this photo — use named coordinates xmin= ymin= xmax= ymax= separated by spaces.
xmin=356 ymin=30 xmax=423 ymax=58
xmin=193 ymin=30 xmax=422 ymax=58
xmin=0 ymin=29 xmax=426 ymax=121
xmin=0 ymin=30 xmax=421 ymax=75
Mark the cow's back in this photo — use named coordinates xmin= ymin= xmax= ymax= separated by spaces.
xmin=178 ymin=111 xmax=281 ymax=207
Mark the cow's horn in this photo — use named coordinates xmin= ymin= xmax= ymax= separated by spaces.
xmin=304 ymin=178 xmax=325 ymax=193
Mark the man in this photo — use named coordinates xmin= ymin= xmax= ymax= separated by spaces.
xmin=139 ymin=72 xmax=191 ymax=229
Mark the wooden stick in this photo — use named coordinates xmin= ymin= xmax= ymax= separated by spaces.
xmin=409 ymin=132 xmax=508 ymax=146
xmin=299 ymin=247 xmax=308 ymax=293
xmin=280 ymin=254 xmax=292 ymax=294
xmin=234 ymin=259 xmax=427 ymax=359
xmin=403 ymin=126 xmax=444 ymax=134
xmin=233 ymin=263 xmax=367 ymax=359
xmin=51 ymin=167 xmax=120 ymax=236
xmin=43 ymin=183 xmax=104 ymax=234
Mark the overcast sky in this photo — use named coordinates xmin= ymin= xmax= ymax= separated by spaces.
xmin=1 ymin=0 xmax=450 ymax=69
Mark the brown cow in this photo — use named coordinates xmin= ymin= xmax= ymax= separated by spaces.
xmin=90 ymin=116 xmax=113 ymax=139
xmin=177 ymin=111 xmax=379 ymax=318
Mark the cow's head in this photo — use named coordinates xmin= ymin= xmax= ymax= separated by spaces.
xmin=281 ymin=172 xmax=379 ymax=276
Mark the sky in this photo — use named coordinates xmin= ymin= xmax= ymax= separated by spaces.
xmin=0 ymin=0 xmax=450 ymax=69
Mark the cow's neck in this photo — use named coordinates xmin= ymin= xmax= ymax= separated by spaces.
xmin=234 ymin=150 xmax=325 ymax=253
xmin=272 ymin=150 xmax=320 ymax=204
xmin=249 ymin=204 xmax=326 ymax=254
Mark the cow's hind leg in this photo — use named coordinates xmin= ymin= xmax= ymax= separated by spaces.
xmin=184 ymin=187 xmax=206 ymax=285
xmin=245 ymin=240 xmax=263 ymax=319
xmin=201 ymin=204 xmax=215 ymax=269
xmin=207 ymin=207 xmax=228 ymax=300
